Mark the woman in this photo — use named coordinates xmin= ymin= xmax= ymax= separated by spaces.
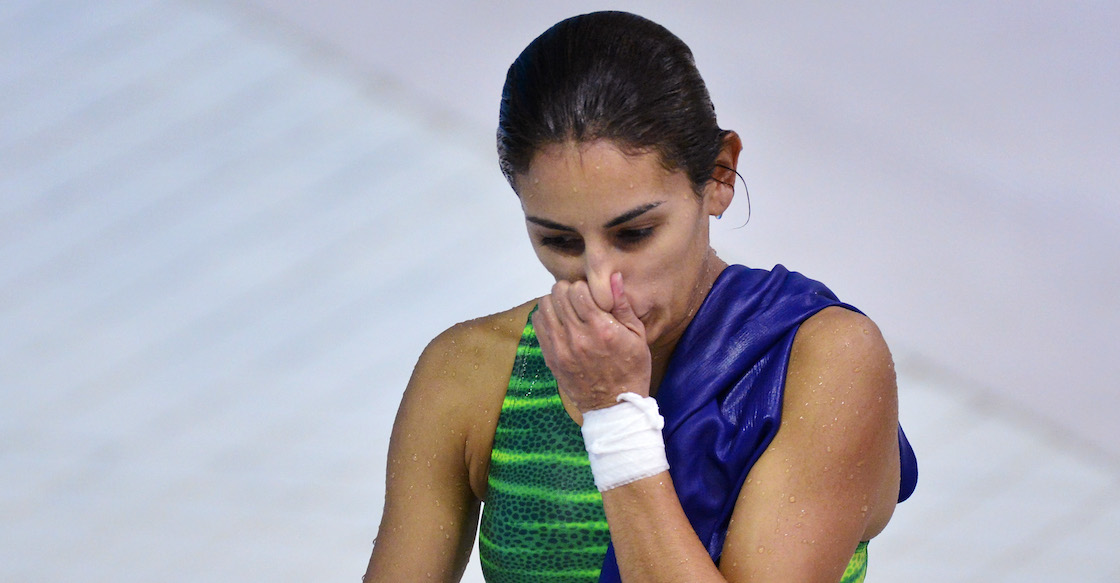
xmin=366 ymin=11 xmax=917 ymax=583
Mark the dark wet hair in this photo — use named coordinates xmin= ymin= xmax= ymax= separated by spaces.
xmin=497 ymin=11 xmax=728 ymax=194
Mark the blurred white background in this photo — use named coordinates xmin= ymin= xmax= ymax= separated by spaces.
xmin=2 ymin=1 xmax=1117 ymax=581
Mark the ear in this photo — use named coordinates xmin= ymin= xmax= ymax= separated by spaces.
xmin=705 ymin=131 xmax=743 ymax=218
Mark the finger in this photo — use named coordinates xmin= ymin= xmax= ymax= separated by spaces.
xmin=532 ymin=297 xmax=562 ymax=353
xmin=534 ymin=295 xmax=558 ymax=335
xmin=549 ymin=280 xmax=583 ymax=326
xmin=566 ymin=280 xmax=604 ymax=323
xmin=610 ymin=272 xmax=645 ymax=335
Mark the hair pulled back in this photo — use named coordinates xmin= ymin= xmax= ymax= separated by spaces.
xmin=497 ymin=11 xmax=727 ymax=194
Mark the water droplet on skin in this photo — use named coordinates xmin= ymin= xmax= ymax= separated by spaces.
xmin=861 ymin=505 xmax=869 ymax=513
xmin=756 ymin=546 xmax=765 ymax=554
xmin=826 ymin=446 xmax=833 ymax=453
xmin=411 ymin=454 xmax=418 ymax=462
xmin=788 ymin=496 xmax=797 ymax=503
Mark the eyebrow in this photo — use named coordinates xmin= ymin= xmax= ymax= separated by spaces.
xmin=526 ymin=202 xmax=664 ymax=231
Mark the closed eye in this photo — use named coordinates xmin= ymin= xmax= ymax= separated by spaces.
xmin=539 ymin=235 xmax=584 ymax=254
xmin=615 ymin=227 xmax=654 ymax=247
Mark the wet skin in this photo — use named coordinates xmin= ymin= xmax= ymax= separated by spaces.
xmin=516 ymin=139 xmax=733 ymax=410
xmin=366 ymin=134 xmax=901 ymax=583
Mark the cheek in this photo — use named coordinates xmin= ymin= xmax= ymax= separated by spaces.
xmin=617 ymin=268 xmax=667 ymax=318
xmin=534 ymin=251 xmax=580 ymax=283
xmin=633 ymin=232 xmax=706 ymax=314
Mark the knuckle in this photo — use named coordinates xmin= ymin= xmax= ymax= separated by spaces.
xmin=593 ymin=318 xmax=619 ymax=341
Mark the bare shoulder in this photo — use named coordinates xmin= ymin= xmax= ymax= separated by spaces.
xmin=369 ymin=301 xmax=538 ymax=582
xmin=432 ymin=300 xmax=536 ymax=365
xmin=792 ymin=304 xmax=896 ymax=387
xmin=783 ymin=306 xmax=898 ymax=451
xmin=783 ymin=305 xmax=901 ymax=534
xmin=410 ymin=299 xmax=537 ymax=405
xmin=399 ymin=299 xmax=539 ymax=497
xmin=720 ymin=307 xmax=901 ymax=581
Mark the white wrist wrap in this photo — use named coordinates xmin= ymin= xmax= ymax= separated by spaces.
xmin=580 ymin=392 xmax=669 ymax=492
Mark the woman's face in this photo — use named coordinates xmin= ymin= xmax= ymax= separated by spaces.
xmin=517 ymin=139 xmax=730 ymax=353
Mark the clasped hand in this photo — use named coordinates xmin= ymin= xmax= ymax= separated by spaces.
xmin=532 ymin=272 xmax=652 ymax=413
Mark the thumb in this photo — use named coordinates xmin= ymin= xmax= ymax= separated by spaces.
xmin=610 ymin=273 xmax=644 ymax=335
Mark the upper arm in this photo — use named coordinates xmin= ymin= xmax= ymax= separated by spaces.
xmin=719 ymin=307 xmax=901 ymax=583
xmin=365 ymin=317 xmax=515 ymax=582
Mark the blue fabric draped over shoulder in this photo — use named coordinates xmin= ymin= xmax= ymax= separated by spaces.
xmin=596 ymin=265 xmax=919 ymax=582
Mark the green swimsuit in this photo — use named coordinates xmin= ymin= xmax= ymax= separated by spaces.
xmin=478 ymin=314 xmax=868 ymax=583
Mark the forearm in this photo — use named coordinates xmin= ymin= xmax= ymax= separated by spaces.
xmin=601 ymin=472 xmax=728 ymax=583
xmin=577 ymin=392 xmax=727 ymax=582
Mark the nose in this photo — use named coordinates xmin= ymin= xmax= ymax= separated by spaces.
xmin=582 ymin=246 xmax=615 ymax=312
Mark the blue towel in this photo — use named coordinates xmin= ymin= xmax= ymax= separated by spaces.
xmin=598 ymin=265 xmax=918 ymax=581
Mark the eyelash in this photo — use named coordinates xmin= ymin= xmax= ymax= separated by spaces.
xmin=616 ymin=227 xmax=654 ymax=245
xmin=539 ymin=228 xmax=655 ymax=253
xmin=539 ymin=236 xmax=582 ymax=252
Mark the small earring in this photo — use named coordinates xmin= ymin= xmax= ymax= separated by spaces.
xmin=716 ymin=213 xmax=723 ymax=220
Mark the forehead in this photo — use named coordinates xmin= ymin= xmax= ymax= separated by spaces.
xmin=517 ymin=140 xmax=693 ymax=219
